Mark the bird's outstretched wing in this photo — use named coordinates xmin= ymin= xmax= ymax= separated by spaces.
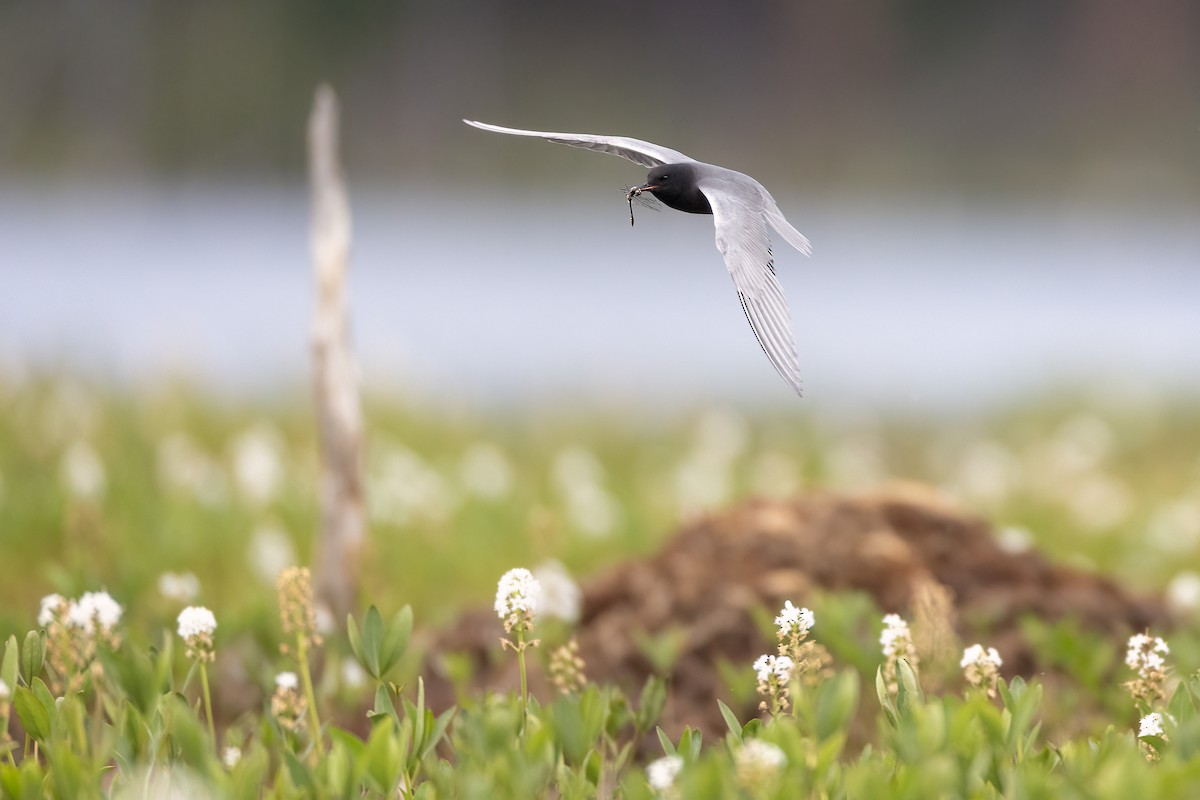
xmin=463 ymin=120 xmax=695 ymax=168
xmin=698 ymin=178 xmax=805 ymax=396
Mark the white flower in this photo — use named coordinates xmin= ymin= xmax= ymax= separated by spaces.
xmin=0 ymin=678 xmax=10 ymax=700
xmin=1126 ymin=633 xmax=1170 ymax=673
xmin=532 ymin=560 xmax=581 ymax=623
xmin=61 ymin=440 xmax=106 ymax=500
xmin=458 ymin=442 xmax=513 ymax=499
xmin=753 ymin=654 xmax=795 ymax=683
xmin=68 ymin=591 xmax=123 ymax=633
xmin=248 ymin=523 xmax=297 ymax=583
xmin=645 ymin=754 xmax=683 ymax=793
xmin=341 ymin=658 xmax=367 ymax=689
xmin=494 ymin=568 xmax=541 ymax=623
xmin=230 ymin=425 xmax=284 ymax=505
xmin=275 ymin=671 xmax=299 ymax=691
xmin=222 ymin=745 xmax=242 ymax=768
xmin=1139 ymin=712 xmax=1164 ymax=738
xmin=735 ymin=738 xmax=787 ymax=782
xmin=774 ymin=601 xmax=814 ymax=636
xmin=960 ymin=643 xmax=1002 ymax=669
xmin=177 ymin=606 xmax=217 ymax=640
xmin=38 ymin=593 xmax=66 ymax=627
xmin=158 ymin=571 xmax=201 ymax=603
xmin=880 ymin=614 xmax=911 ymax=658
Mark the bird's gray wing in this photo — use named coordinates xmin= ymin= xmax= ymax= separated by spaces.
xmin=463 ymin=120 xmax=695 ymax=168
xmin=698 ymin=178 xmax=805 ymax=396
xmin=762 ymin=192 xmax=812 ymax=256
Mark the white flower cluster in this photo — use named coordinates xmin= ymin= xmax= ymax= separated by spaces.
xmin=774 ymin=601 xmax=814 ymax=638
xmin=960 ymin=644 xmax=1003 ymax=670
xmin=177 ymin=606 xmax=217 ymax=640
xmin=275 ymin=671 xmax=299 ymax=691
xmin=645 ymin=754 xmax=683 ymax=794
xmin=0 ymin=678 xmax=10 ymax=700
xmin=1139 ymin=712 xmax=1164 ymax=739
xmin=879 ymin=613 xmax=911 ymax=658
xmin=158 ymin=571 xmax=201 ymax=603
xmin=494 ymin=568 xmax=541 ymax=631
xmin=40 ymin=591 xmax=123 ymax=635
xmin=1125 ymin=633 xmax=1169 ymax=675
xmin=735 ymin=738 xmax=787 ymax=785
xmin=532 ymin=560 xmax=581 ymax=623
xmin=753 ymin=654 xmax=795 ymax=684
xmin=221 ymin=746 xmax=242 ymax=769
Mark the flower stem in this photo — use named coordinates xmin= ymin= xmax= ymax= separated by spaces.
xmin=295 ymin=635 xmax=323 ymax=753
xmin=517 ymin=631 xmax=529 ymax=733
xmin=199 ymin=662 xmax=216 ymax=747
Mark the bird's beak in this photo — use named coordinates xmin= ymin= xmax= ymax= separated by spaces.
xmin=636 ymin=183 xmax=659 ymax=193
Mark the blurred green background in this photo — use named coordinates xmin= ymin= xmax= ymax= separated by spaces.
xmin=1 ymin=0 xmax=1198 ymax=642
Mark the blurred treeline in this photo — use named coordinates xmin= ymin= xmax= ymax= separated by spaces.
xmin=2 ymin=0 xmax=1197 ymax=198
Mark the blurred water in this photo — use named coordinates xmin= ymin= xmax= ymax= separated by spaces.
xmin=2 ymin=183 xmax=1198 ymax=411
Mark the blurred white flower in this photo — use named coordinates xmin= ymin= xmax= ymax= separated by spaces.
xmin=952 ymin=440 xmax=1021 ymax=507
xmin=879 ymin=614 xmax=912 ymax=659
xmin=645 ymin=754 xmax=683 ymax=794
xmin=1139 ymin=712 xmax=1164 ymax=738
xmin=1065 ymin=473 xmax=1131 ymax=530
xmin=961 ymin=642 xmax=1003 ymax=696
xmin=552 ymin=446 xmax=605 ymax=491
xmin=753 ymin=654 xmax=795 ymax=684
xmin=995 ymin=526 xmax=1033 ymax=554
xmin=68 ymin=591 xmax=123 ymax=634
xmin=553 ymin=446 xmax=619 ymax=537
xmin=370 ymin=446 xmax=456 ymax=525
xmin=694 ymin=408 xmax=748 ymax=462
xmin=158 ymin=571 xmax=201 ymax=603
xmin=1147 ymin=499 xmax=1200 ymax=553
xmin=157 ymin=433 xmax=227 ymax=506
xmin=0 ymin=678 xmax=9 ymax=699
xmin=61 ymin=440 xmax=105 ymax=500
xmin=177 ymin=606 xmax=217 ymax=640
xmin=1125 ymin=633 xmax=1169 ymax=673
xmin=248 ymin=523 xmax=297 ymax=583
xmin=222 ymin=746 xmax=242 ymax=769
xmin=1166 ymin=571 xmax=1200 ymax=613
xmin=458 ymin=442 xmax=513 ymax=500
xmin=230 ymin=425 xmax=285 ymax=505
xmin=532 ymin=560 xmax=582 ymax=623
xmin=960 ymin=643 xmax=1002 ymax=670
xmin=341 ymin=658 xmax=367 ymax=690
xmin=494 ymin=568 xmax=541 ymax=631
xmin=734 ymin=738 xmax=786 ymax=786
xmin=673 ymin=454 xmax=731 ymax=514
xmin=38 ymin=593 xmax=66 ymax=627
xmin=275 ymin=671 xmax=299 ymax=691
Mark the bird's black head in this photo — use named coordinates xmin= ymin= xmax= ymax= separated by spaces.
xmin=636 ymin=163 xmax=711 ymax=215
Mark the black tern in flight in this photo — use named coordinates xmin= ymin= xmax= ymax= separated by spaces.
xmin=464 ymin=119 xmax=811 ymax=396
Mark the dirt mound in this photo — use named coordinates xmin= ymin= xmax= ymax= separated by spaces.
xmin=424 ymin=487 xmax=1167 ymax=740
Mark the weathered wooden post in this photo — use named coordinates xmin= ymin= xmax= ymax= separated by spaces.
xmin=307 ymin=84 xmax=366 ymax=622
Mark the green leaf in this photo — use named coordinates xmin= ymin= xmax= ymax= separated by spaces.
xmin=20 ymin=631 xmax=44 ymax=686
xmin=361 ymin=606 xmax=384 ymax=678
xmin=13 ymin=686 xmax=51 ymax=743
xmin=347 ymin=613 xmax=366 ymax=675
xmin=282 ymin=749 xmax=317 ymax=793
xmin=815 ymin=669 xmax=860 ymax=741
xmin=1 ymin=636 xmax=18 ymax=691
xmin=635 ymin=676 xmax=667 ymax=734
xmin=717 ymin=700 xmax=743 ymax=744
xmin=875 ymin=665 xmax=898 ymax=728
xmin=656 ymin=726 xmax=676 ymax=757
xmin=378 ymin=606 xmax=413 ymax=678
